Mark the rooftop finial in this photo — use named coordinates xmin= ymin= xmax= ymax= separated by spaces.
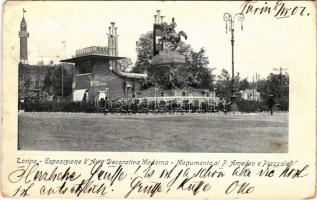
xmin=156 ymin=10 xmax=161 ymax=23
xmin=23 ymin=8 xmax=26 ymax=17
xmin=160 ymin=16 xmax=164 ymax=23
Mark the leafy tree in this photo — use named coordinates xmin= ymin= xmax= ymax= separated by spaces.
xmin=117 ymin=58 xmax=133 ymax=72
xmin=266 ymin=73 xmax=289 ymax=99
xmin=256 ymin=79 xmax=268 ymax=98
xmin=218 ymin=69 xmax=230 ymax=81
xmin=42 ymin=64 xmax=73 ymax=99
xmin=185 ymin=48 xmax=213 ymax=89
xmin=132 ymin=31 xmax=153 ymax=73
xmin=255 ymin=73 xmax=289 ymax=110
xmin=42 ymin=66 xmax=54 ymax=97
xmin=215 ymin=69 xmax=231 ymax=97
xmin=214 ymin=69 xmax=243 ymax=97
xmin=23 ymin=75 xmax=33 ymax=99
xmin=238 ymin=78 xmax=249 ymax=91
xmin=140 ymin=75 xmax=155 ymax=90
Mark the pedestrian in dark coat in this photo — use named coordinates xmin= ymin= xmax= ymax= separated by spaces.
xmin=268 ymin=95 xmax=275 ymax=115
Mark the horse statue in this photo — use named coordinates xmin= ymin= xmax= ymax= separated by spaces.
xmin=159 ymin=21 xmax=187 ymax=50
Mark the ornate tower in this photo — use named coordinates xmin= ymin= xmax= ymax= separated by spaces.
xmin=153 ymin=10 xmax=164 ymax=56
xmin=19 ymin=9 xmax=29 ymax=64
xmin=107 ymin=22 xmax=118 ymax=56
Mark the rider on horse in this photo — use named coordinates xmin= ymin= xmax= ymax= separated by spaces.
xmin=159 ymin=17 xmax=187 ymax=49
xmin=167 ymin=17 xmax=177 ymax=33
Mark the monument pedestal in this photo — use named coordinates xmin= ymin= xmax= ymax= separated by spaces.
xmin=230 ymin=95 xmax=239 ymax=112
xmin=151 ymin=50 xmax=185 ymax=66
xmin=150 ymin=50 xmax=186 ymax=87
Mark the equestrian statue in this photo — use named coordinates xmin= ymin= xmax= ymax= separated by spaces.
xmin=159 ymin=17 xmax=188 ymax=50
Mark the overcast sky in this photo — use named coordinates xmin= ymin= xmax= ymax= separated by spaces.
xmin=4 ymin=1 xmax=315 ymax=80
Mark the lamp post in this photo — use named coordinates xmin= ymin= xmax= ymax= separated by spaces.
xmin=223 ymin=12 xmax=245 ymax=112
xmin=61 ymin=41 xmax=66 ymax=101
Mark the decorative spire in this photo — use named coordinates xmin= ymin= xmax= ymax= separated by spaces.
xmin=156 ymin=10 xmax=161 ymax=23
xmin=19 ymin=8 xmax=29 ymax=64
xmin=107 ymin=22 xmax=118 ymax=56
xmin=110 ymin=22 xmax=115 ymax=34
xmin=21 ymin=8 xmax=27 ymax=25
xmin=160 ymin=16 xmax=164 ymax=23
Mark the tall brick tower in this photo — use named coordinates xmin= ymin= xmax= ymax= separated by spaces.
xmin=19 ymin=9 xmax=29 ymax=64
xmin=107 ymin=22 xmax=118 ymax=56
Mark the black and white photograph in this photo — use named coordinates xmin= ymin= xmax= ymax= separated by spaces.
xmin=2 ymin=1 xmax=316 ymax=199
xmin=15 ymin=1 xmax=291 ymax=153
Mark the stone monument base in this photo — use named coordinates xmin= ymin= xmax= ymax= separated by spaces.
xmin=230 ymin=95 xmax=239 ymax=112
xmin=149 ymin=50 xmax=186 ymax=89
xmin=151 ymin=50 xmax=185 ymax=66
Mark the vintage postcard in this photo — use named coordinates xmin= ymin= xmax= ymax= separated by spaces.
xmin=1 ymin=0 xmax=316 ymax=199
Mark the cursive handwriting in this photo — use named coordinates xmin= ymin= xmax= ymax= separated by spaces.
xmin=8 ymin=163 xmax=80 ymax=184
xmin=240 ymin=1 xmax=310 ymax=19
xmin=90 ymin=163 xmax=127 ymax=185
xmin=225 ymin=181 xmax=254 ymax=194
xmin=7 ymin=159 xmax=311 ymax=198
xmin=125 ymin=176 xmax=162 ymax=198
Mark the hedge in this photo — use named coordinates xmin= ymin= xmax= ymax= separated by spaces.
xmin=237 ymin=100 xmax=268 ymax=112
xmin=236 ymin=99 xmax=288 ymax=112
xmin=22 ymin=99 xmax=288 ymax=113
xmin=24 ymin=101 xmax=97 ymax=113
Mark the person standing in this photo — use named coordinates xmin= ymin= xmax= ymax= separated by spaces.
xmin=268 ymin=94 xmax=275 ymax=115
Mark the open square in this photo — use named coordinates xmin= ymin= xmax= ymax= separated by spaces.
xmin=18 ymin=112 xmax=288 ymax=153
